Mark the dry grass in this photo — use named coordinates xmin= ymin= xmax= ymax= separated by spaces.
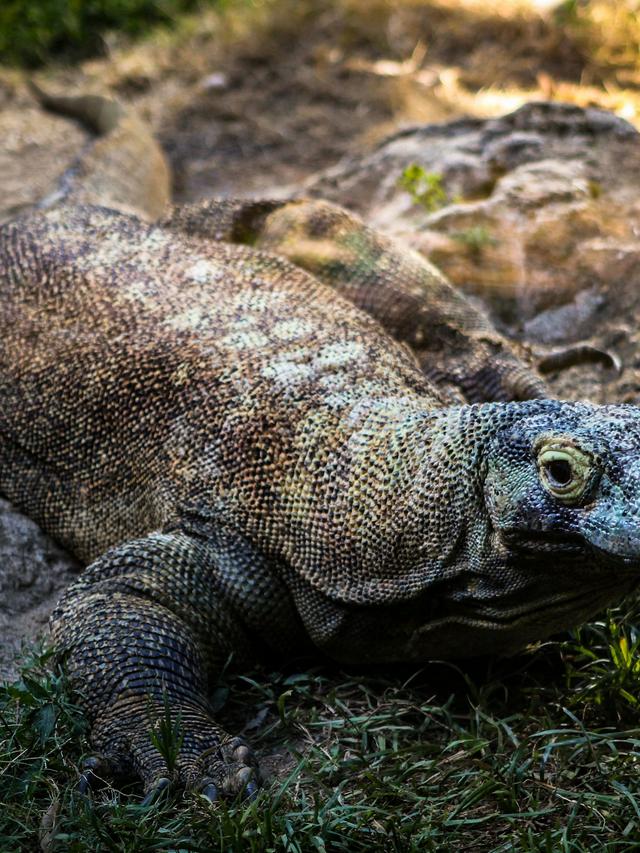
xmin=99 ymin=0 xmax=640 ymax=187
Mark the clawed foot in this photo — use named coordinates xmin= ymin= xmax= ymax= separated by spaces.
xmin=78 ymin=700 xmax=260 ymax=804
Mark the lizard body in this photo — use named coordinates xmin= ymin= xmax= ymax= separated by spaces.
xmin=2 ymin=94 xmax=640 ymax=798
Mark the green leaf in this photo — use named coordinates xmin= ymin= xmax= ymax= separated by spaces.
xmin=33 ymin=703 xmax=57 ymax=744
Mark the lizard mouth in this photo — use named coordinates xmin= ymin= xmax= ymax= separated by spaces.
xmin=500 ymin=526 xmax=640 ymax=574
xmin=500 ymin=528 xmax=587 ymax=558
xmin=444 ymin=585 xmax=610 ymax=628
xmin=407 ymin=581 xmax=629 ymax=659
xmin=428 ymin=574 xmax=637 ymax=636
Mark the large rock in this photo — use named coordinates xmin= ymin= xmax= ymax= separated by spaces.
xmin=307 ymin=103 xmax=640 ymax=402
xmin=0 ymin=98 xmax=88 ymax=224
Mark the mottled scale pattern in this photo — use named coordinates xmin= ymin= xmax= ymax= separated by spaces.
xmin=161 ymin=198 xmax=549 ymax=404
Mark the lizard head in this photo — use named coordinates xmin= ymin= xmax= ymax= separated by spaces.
xmin=400 ymin=401 xmax=640 ymax=660
xmin=281 ymin=400 xmax=640 ymax=664
xmin=457 ymin=400 xmax=640 ymax=652
xmin=485 ymin=401 xmax=640 ymax=568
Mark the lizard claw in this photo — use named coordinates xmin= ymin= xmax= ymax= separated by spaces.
xmin=200 ymin=781 xmax=219 ymax=803
xmin=87 ymin=701 xmax=261 ymax=802
xmin=141 ymin=777 xmax=171 ymax=807
xmin=197 ymin=765 xmax=258 ymax=805
xmin=245 ymin=780 xmax=259 ymax=801
xmin=78 ymin=754 xmax=123 ymax=796
xmin=78 ymin=756 xmax=100 ymax=796
xmin=230 ymin=764 xmax=259 ymax=798
xmin=195 ymin=735 xmax=261 ymax=799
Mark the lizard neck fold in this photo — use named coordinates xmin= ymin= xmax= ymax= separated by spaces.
xmin=279 ymin=399 xmax=499 ymax=606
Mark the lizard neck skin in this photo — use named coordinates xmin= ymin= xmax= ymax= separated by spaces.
xmin=278 ymin=399 xmax=488 ymax=603
xmin=261 ymin=398 xmax=639 ymax=663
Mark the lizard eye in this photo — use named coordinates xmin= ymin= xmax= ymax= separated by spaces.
xmin=545 ymin=458 xmax=572 ymax=488
xmin=536 ymin=441 xmax=594 ymax=504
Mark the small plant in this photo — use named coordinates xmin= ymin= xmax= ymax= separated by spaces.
xmin=398 ymin=164 xmax=449 ymax=212
xmin=149 ymin=689 xmax=184 ymax=774
xmin=588 ymin=180 xmax=602 ymax=199
xmin=562 ymin=615 xmax=640 ymax=714
xmin=554 ymin=0 xmax=581 ymax=26
xmin=451 ymin=225 xmax=498 ymax=256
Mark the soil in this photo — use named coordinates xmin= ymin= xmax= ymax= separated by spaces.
xmin=2 ymin=0 xmax=640 ymax=679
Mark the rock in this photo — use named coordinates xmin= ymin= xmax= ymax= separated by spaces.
xmin=0 ymin=99 xmax=88 ymax=224
xmin=0 ymin=499 xmax=78 ymax=681
xmin=199 ymin=72 xmax=228 ymax=91
xmin=523 ymin=287 xmax=606 ymax=345
xmin=307 ymin=102 xmax=640 ymax=350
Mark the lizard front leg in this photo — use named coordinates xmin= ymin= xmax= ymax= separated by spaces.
xmin=51 ymin=531 xmax=260 ymax=800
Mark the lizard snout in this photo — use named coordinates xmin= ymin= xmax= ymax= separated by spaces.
xmin=583 ymin=512 xmax=640 ymax=566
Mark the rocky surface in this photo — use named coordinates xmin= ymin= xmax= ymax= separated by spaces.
xmin=3 ymin=99 xmax=640 ymax=679
xmin=308 ymin=102 xmax=640 ymax=404
xmin=0 ymin=101 xmax=89 ymax=224
xmin=0 ymin=499 xmax=78 ymax=681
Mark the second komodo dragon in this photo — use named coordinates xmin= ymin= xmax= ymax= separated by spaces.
xmin=2 ymin=91 xmax=640 ymax=801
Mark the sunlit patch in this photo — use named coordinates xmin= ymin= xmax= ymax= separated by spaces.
xmin=261 ymin=360 xmax=314 ymax=385
xmin=314 ymin=341 xmax=365 ymax=370
xmin=185 ymin=259 xmax=225 ymax=284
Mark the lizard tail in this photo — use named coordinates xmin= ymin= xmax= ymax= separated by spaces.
xmin=30 ymin=83 xmax=170 ymax=221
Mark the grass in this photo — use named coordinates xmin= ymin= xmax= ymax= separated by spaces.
xmin=452 ymin=226 xmax=499 ymax=257
xmin=0 ymin=0 xmax=227 ymax=67
xmin=3 ymin=599 xmax=640 ymax=851
xmin=398 ymin=165 xmax=451 ymax=212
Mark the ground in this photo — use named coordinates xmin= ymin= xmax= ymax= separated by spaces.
xmin=3 ymin=1 xmax=640 ymax=850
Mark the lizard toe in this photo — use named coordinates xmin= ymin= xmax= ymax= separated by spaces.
xmin=218 ymin=736 xmax=261 ymax=799
xmin=199 ymin=781 xmax=219 ymax=803
xmin=177 ymin=735 xmax=261 ymax=800
xmin=89 ymin=699 xmax=261 ymax=802
xmin=77 ymin=752 xmax=132 ymax=796
xmin=140 ymin=776 xmax=171 ymax=807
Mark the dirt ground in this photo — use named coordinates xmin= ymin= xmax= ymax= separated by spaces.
xmin=2 ymin=0 xmax=640 ymax=677
xmin=5 ymin=0 xmax=640 ymax=211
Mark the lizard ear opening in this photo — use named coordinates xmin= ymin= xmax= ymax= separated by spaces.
xmin=535 ymin=438 xmax=595 ymax=505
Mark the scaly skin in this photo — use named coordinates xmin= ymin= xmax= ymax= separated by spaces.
xmin=161 ymin=198 xmax=548 ymax=403
xmin=2 ymin=94 xmax=640 ymax=799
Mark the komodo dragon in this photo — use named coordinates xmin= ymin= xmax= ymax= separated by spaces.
xmin=3 ymin=90 xmax=640 ymax=802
